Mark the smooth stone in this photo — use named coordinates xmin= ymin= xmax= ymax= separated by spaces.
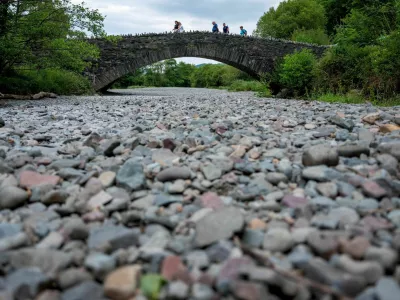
xmin=302 ymin=145 xmax=339 ymax=167
xmin=62 ymin=219 xmax=89 ymax=241
xmin=156 ymin=167 xmax=191 ymax=182
xmin=242 ymin=229 xmax=264 ymax=248
xmin=0 ymin=186 xmax=29 ymax=209
xmin=104 ymin=265 xmax=141 ymax=300
xmin=19 ymin=170 xmax=60 ymax=188
xmin=5 ymin=267 xmax=51 ymax=299
xmin=116 ymin=158 xmax=145 ymax=191
xmin=338 ymin=144 xmax=370 ymax=157
xmin=263 ymin=228 xmax=293 ymax=252
xmin=84 ymin=253 xmax=116 ymax=280
xmin=376 ymin=277 xmax=400 ymax=300
xmin=194 ymin=207 xmax=244 ymax=247
xmin=61 ymin=281 xmax=104 ymax=300
xmin=201 ymin=163 xmax=222 ymax=181
xmin=9 ymin=249 xmax=72 ymax=275
xmin=167 ymin=281 xmax=189 ymax=299
xmin=88 ymin=224 xmax=139 ymax=251
xmin=58 ymin=268 xmax=93 ymax=290
xmin=98 ymin=171 xmax=116 ymax=188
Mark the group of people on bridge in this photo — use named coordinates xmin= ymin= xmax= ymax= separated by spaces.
xmin=172 ymin=21 xmax=247 ymax=36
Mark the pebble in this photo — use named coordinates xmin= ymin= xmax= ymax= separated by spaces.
xmin=0 ymin=88 xmax=399 ymax=299
xmin=302 ymin=144 xmax=339 ymax=167
xmin=104 ymin=265 xmax=141 ymax=299
xmin=156 ymin=166 xmax=191 ymax=182
xmin=0 ymin=186 xmax=29 ymax=209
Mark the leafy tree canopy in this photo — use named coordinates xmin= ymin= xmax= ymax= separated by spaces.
xmin=0 ymin=0 xmax=105 ymax=75
xmin=254 ymin=0 xmax=327 ymax=39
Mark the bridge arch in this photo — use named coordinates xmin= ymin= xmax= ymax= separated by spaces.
xmin=88 ymin=32 xmax=328 ymax=91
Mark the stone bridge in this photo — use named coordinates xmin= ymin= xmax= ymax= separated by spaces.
xmin=88 ymin=32 xmax=329 ymax=91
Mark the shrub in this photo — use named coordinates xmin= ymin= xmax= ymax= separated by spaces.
xmin=291 ymin=28 xmax=331 ymax=45
xmin=0 ymin=69 xmax=92 ymax=95
xmin=278 ymin=49 xmax=317 ymax=95
xmin=313 ymin=45 xmax=369 ymax=94
xmin=228 ymin=80 xmax=271 ymax=96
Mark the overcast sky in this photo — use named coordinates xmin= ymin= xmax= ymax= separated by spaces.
xmin=73 ymin=0 xmax=281 ymax=64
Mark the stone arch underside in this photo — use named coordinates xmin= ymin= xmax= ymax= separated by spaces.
xmin=93 ymin=45 xmax=267 ymax=91
xmin=89 ymin=32 xmax=329 ymax=91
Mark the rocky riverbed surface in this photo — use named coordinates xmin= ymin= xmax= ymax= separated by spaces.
xmin=1 ymin=87 xmax=400 ymax=300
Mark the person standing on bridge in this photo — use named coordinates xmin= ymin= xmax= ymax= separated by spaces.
xmin=240 ymin=26 xmax=247 ymax=36
xmin=173 ymin=21 xmax=184 ymax=33
xmin=212 ymin=21 xmax=219 ymax=33
xmin=223 ymin=23 xmax=229 ymax=34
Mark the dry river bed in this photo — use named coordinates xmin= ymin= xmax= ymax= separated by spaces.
xmin=0 ymin=87 xmax=400 ymax=300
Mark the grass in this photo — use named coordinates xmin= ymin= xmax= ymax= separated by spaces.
xmin=227 ymin=80 xmax=271 ymax=97
xmin=313 ymin=92 xmax=400 ymax=106
xmin=315 ymin=92 xmax=365 ymax=104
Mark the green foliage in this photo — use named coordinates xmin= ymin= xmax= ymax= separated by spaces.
xmin=254 ymin=0 xmax=327 ymax=39
xmin=291 ymin=28 xmax=331 ymax=45
xmin=0 ymin=69 xmax=92 ymax=95
xmin=278 ymin=49 xmax=318 ymax=94
xmin=0 ymin=0 xmax=105 ymax=75
xmin=315 ymin=91 xmax=364 ymax=104
xmin=0 ymin=0 xmax=107 ymax=95
xmin=227 ymin=80 xmax=271 ymax=96
xmin=114 ymin=60 xmax=253 ymax=89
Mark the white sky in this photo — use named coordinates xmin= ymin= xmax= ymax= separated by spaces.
xmin=72 ymin=0 xmax=281 ymax=65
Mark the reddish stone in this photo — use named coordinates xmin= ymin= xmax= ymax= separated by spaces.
xmin=199 ymin=192 xmax=224 ymax=210
xmin=197 ymin=272 xmax=215 ymax=286
xmin=339 ymin=236 xmax=371 ymax=259
xmin=217 ymin=257 xmax=255 ymax=287
xmin=282 ymin=195 xmax=308 ymax=208
xmin=361 ymin=181 xmax=387 ymax=198
xmin=216 ymin=126 xmax=227 ymax=135
xmin=36 ymin=157 xmax=53 ymax=166
xmin=162 ymin=138 xmax=176 ymax=151
xmin=248 ymin=218 xmax=267 ymax=230
xmin=19 ymin=170 xmax=60 ymax=188
xmin=161 ymin=255 xmax=187 ymax=281
xmin=362 ymin=216 xmax=394 ymax=231
xmin=347 ymin=176 xmax=365 ymax=187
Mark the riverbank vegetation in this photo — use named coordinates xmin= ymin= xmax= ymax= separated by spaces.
xmin=256 ymin=0 xmax=400 ymax=104
xmin=0 ymin=0 xmax=105 ymax=95
xmin=1 ymin=0 xmax=400 ymax=106
xmin=115 ymin=0 xmax=400 ymax=105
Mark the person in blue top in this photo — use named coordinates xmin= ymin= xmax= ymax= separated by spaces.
xmin=240 ymin=26 xmax=247 ymax=36
xmin=223 ymin=23 xmax=229 ymax=34
xmin=212 ymin=21 xmax=219 ymax=33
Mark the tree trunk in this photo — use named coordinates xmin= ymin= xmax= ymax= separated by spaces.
xmin=0 ymin=0 xmax=9 ymax=37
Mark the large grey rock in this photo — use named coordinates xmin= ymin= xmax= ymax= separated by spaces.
xmin=156 ymin=166 xmax=191 ymax=182
xmin=263 ymin=228 xmax=293 ymax=252
xmin=302 ymin=145 xmax=339 ymax=167
xmin=0 ymin=186 xmax=29 ymax=209
xmin=116 ymin=158 xmax=145 ymax=191
xmin=61 ymin=281 xmax=104 ymax=300
xmin=87 ymin=224 xmax=140 ymax=251
xmin=9 ymin=249 xmax=73 ymax=275
xmin=84 ymin=253 xmax=116 ymax=280
xmin=5 ymin=267 xmax=51 ymax=299
xmin=194 ymin=207 xmax=244 ymax=247
xmin=378 ymin=142 xmax=400 ymax=160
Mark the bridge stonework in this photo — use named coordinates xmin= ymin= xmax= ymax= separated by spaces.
xmin=88 ymin=32 xmax=328 ymax=91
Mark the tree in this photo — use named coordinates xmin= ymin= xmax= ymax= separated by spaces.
xmin=0 ymin=0 xmax=105 ymax=76
xmin=254 ymin=0 xmax=327 ymax=39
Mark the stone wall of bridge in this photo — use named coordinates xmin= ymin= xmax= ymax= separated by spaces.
xmin=87 ymin=32 xmax=329 ymax=91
